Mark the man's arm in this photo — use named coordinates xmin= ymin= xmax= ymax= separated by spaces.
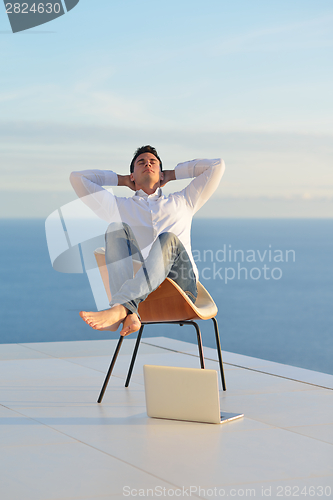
xmin=69 ymin=169 xmax=131 ymax=222
xmin=70 ymin=169 xmax=117 ymax=196
xmin=117 ymin=174 xmax=136 ymax=191
xmin=160 ymin=170 xmax=176 ymax=187
xmin=70 ymin=169 xmax=138 ymax=196
xmin=174 ymin=158 xmax=225 ymax=214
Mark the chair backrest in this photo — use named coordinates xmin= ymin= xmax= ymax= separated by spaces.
xmin=94 ymin=248 xmax=217 ymax=322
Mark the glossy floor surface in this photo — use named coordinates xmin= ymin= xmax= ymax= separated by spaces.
xmin=1 ymin=337 xmax=332 ymax=500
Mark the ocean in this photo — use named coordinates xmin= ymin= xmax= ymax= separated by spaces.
xmin=0 ymin=218 xmax=332 ymax=375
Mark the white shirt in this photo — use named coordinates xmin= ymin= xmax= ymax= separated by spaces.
xmin=70 ymin=158 xmax=225 ymax=279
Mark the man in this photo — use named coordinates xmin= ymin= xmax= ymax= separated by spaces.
xmin=70 ymin=145 xmax=225 ymax=336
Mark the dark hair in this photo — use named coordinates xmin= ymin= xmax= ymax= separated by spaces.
xmin=130 ymin=145 xmax=162 ymax=173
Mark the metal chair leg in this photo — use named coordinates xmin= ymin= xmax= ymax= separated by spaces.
xmin=97 ymin=335 xmax=124 ymax=403
xmin=188 ymin=321 xmax=205 ymax=369
xmin=212 ymin=317 xmax=226 ymax=391
xmin=124 ymin=324 xmax=144 ymax=387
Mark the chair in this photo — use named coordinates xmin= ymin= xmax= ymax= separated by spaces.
xmin=94 ymin=248 xmax=226 ymax=402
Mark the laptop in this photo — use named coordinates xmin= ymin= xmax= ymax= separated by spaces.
xmin=143 ymin=365 xmax=244 ymax=424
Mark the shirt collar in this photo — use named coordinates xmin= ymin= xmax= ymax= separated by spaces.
xmin=134 ymin=187 xmax=162 ymax=200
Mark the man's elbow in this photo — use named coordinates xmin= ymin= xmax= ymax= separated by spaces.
xmin=69 ymin=171 xmax=80 ymax=187
xmin=215 ymin=158 xmax=225 ymax=178
xmin=217 ymin=158 xmax=225 ymax=169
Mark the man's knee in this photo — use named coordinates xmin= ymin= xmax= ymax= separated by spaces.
xmin=158 ymin=232 xmax=187 ymax=264
xmin=158 ymin=231 xmax=179 ymax=247
xmin=106 ymin=222 xmax=131 ymax=235
xmin=105 ymin=223 xmax=133 ymax=249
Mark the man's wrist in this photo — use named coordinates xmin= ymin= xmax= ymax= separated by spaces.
xmin=117 ymin=174 xmax=136 ymax=191
xmin=117 ymin=174 xmax=128 ymax=187
xmin=163 ymin=170 xmax=176 ymax=183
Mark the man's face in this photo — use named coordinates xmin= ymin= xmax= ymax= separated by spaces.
xmin=130 ymin=153 xmax=163 ymax=187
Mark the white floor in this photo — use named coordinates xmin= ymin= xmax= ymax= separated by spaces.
xmin=0 ymin=336 xmax=332 ymax=500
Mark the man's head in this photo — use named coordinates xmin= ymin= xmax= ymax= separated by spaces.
xmin=130 ymin=145 xmax=162 ymax=173
xmin=129 ymin=145 xmax=164 ymax=195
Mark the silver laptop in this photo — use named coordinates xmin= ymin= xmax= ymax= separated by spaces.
xmin=143 ymin=365 xmax=243 ymax=424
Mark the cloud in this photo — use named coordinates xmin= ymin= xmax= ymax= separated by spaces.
xmin=0 ymin=89 xmax=34 ymax=103
xmin=198 ymin=13 xmax=333 ymax=57
xmin=1 ymin=121 xmax=332 ymax=201
xmin=1 ymin=191 xmax=332 ymax=220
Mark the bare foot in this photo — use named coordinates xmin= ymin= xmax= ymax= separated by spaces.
xmin=120 ymin=313 xmax=141 ymax=337
xmin=99 ymin=319 xmax=123 ymax=332
xmin=79 ymin=304 xmax=128 ymax=330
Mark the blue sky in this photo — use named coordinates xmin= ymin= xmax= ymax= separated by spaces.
xmin=1 ymin=0 xmax=333 ymax=217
